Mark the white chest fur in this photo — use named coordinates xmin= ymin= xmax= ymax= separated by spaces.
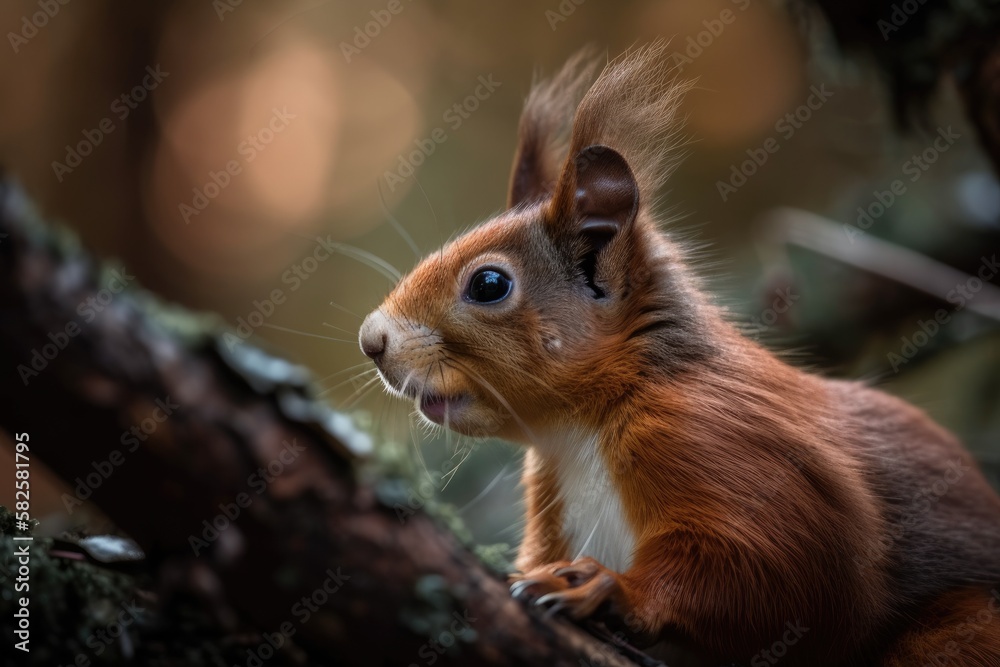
xmin=540 ymin=429 xmax=637 ymax=573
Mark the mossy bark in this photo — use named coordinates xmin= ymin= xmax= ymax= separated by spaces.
xmin=0 ymin=179 xmax=644 ymax=666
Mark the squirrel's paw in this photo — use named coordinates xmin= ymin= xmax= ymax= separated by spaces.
xmin=509 ymin=557 xmax=623 ymax=620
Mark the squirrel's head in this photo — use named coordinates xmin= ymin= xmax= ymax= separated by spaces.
xmin=359 ymin=43 xmax=709 ymax=440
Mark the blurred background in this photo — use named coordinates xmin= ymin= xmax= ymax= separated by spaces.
xmin=1 ymin=0 xmax=998 ymax=554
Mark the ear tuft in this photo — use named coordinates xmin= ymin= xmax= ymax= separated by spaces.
xmin=507 ymin=48 xmax=601 ymax=208
xmin=563 ymin=41 xmax=691 ymax=202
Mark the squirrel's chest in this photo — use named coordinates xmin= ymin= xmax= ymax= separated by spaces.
xmin=544 ymin=430 xmax=637 ymax=573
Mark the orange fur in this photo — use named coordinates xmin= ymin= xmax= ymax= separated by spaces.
xmin=883 ymin=588 xmax=1000 ymax=666
xmin=360 ymin=43 xmax=1000 ymax=665
xmin=517 ymin=447 xmax=572 ymax=569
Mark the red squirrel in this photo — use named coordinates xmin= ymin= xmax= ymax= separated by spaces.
xmin=358 ymin=43 xmax=1000 ymax=666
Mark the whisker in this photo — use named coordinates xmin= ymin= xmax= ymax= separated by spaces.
xmin=260 ymin=323 xmax=355 ymax=343
xmin=413 ymin=174 xmax=442 ymax=248
xmin=443 ymin=356 xmax=538 ymax=443
xmin=340 ymin=375 xmax=381 ymax=410
xmin=314 ymin=361 xmax=371 ymax=383
xmin=575 ymin=519 xmax=602 ymax=561
xmin=329 ymin=242 xmax=401 ymax=283
xmin=376 ymin=389 xmax=394 ymax=453
xmin=531 ymin=490 xmax=566 ymax=519
xmin=316 ymin=368 xmax=378 ymax=398
xmin=438 ymin=360 xmax=455 ymax=457
xmin=399 ymin=370 xmax=432 ymax=482
xmin=329 ymin=301 xmax=362 ymax=321
xmin=448 ymin=343 xmax=557 ymax=392
xmin=415 ymin=363 xmax=436 ymax=443
xmin=342 ymin=384 xmax=380 ymax=411
xmin=398 ymin=368 xmax=418 ymax=403
xmin=495 ymin=520 xmax=527 ymax=539
xmin=322 ymin=321 xmax=362 ymax=338
xmin=291 ymin=232 xmax=401 ymax=283
xmin=456 ymin=464 xmax=509 ymax=514
xmin=446 ymin=356 xmax=557 ymax=406
xmin=441 ymin=439 xmax=476 ymax=491
xmin=378 ymin=179 xmax=421 ymax=258
xmin=406 ymin=412 xmax=431 ymax=482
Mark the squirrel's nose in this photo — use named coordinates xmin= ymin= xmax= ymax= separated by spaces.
xmin=359 ymin=310 xmax=389 ymax=363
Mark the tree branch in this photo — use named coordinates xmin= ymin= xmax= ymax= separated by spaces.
xmin=0 ymin=178 xmax=649 ymax=667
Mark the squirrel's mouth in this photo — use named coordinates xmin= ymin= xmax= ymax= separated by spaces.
xmin=418 ymin=392 xmax=471 ymax=425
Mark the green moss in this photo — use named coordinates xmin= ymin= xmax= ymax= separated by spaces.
xmin=399 ymin=574 xmax=478 ymax=650
xmin=0 ymin=507 xmax=268 ymax=666
xmin=473 ymin=543 xmax=514 ymax=576
xmin=359 ymin=415 xmax=515 ymax=575
xmin=0 ymin=506 xmax=138 ymax=666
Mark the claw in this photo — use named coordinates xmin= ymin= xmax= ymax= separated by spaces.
xmin=554 ymin=560 xmax=599 ymax=584
xmin=509 ymin=579 xmax=538 ymax=598
xmin=542 ymin=599 xmax=566 ymax=619
xmin=534 ymin=592 xmax=560 ymax=607
xmin=554 ymin=558 xmax=597 ymax=574
xmin=509 ymin=557 xmax=625 ymax=623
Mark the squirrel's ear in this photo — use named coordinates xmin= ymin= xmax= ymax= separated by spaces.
xmin=550 ymin=144 xmax=639 ymax=243
xmin=548 ymin=144 xmax=639 ymax=297
xmin=571 ymin=144 xmax=638 ymax=231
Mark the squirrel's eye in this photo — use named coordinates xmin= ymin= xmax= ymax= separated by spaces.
xmin=466 ymin=269 xmax=512 ymax=304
